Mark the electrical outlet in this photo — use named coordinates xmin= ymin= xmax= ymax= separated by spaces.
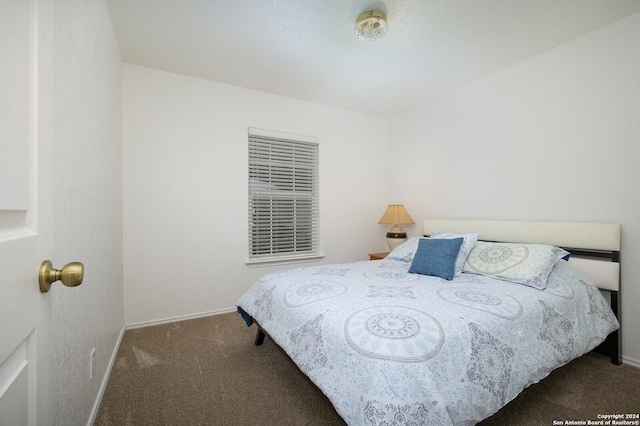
xmin=90 ymin=348 xmax=96 ymax=380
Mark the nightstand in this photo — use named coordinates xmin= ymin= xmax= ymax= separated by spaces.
xmin=368 ymin=252 xmax=390 ymax=261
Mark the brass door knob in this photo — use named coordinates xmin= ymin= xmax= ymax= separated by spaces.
xmin=39 ymin=260 xmax=84 ymax=293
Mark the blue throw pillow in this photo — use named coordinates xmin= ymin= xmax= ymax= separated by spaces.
xmin=408 ymin=238 xmax=464 ymax=281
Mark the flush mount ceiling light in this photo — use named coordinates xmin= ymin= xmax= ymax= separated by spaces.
xmin=354 ymin=11 xmax=388 ymax=42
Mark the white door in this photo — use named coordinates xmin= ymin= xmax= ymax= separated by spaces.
xmin=1 ymin=0 xmax=55 ymax=424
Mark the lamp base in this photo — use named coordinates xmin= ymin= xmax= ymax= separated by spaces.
xmin=386 ymin=232 xmax=407 ymax=251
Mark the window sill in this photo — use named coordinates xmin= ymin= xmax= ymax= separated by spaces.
xmin=246 ymin=254 xmax=325 ymax=268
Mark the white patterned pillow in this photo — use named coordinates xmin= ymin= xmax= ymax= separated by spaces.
xmin=385 ymin=237 xmax=420 ymax=263
xmin=430 ymin=231 xmax=480 ymax=276
xmin=462 ymin=242 xmax=570 ymax=289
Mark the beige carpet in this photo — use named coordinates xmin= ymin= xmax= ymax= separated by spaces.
xmin=94 ymin=313 xmax=640 ymax=425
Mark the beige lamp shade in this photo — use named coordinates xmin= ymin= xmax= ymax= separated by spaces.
xmin=378 ymin=204 xmax=414 ymax=250
xmin=378 ymin=204 xmax=414 ymax=228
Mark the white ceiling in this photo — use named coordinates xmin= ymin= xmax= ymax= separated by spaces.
xmin=106 ymin=0 xmax=640 ymax=117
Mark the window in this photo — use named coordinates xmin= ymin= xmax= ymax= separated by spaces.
xmin=248 ymin=128 xmax=319 ymax=263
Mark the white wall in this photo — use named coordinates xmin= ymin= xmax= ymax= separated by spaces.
xmin=389 ymin=12 xmax=640 ymax=365
xmin=123 ymin=64 xmax=389 ymax=326
xmin=52 ymin=0 xmax=124 ymax=424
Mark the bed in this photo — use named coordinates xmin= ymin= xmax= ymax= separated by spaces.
xmin=236 ymin=219 xmax=621 ymax=425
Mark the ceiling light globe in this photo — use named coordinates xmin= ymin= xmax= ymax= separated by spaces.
xmin=354 ymin=11 xmax=388 ymax=42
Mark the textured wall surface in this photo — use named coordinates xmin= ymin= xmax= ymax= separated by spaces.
xmin=122 ymin=64 xmax=390 ymax=326
xmin=389 ymin=12 xmax=640 ymax=366
xmin=51 ymin=0 xmax=124 ymax=424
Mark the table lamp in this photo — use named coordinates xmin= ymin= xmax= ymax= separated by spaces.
xmin=378 ymin=204 xmax=414 ymax=250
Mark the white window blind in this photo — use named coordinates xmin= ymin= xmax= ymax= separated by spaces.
xmin=248 ymin=128 xmax=319 ymax=262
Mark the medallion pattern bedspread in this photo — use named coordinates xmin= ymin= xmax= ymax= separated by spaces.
xmin=237 ymin=260 xmax=618 ymax=425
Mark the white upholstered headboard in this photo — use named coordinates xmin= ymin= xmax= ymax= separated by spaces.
xmin=423 ymin=219 xmax=621 ymax=291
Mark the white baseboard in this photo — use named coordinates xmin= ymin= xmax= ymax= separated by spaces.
xmin=125 ymin=307 xmax=237 ymax=330
xmin=87 ymin=324 xmax=126 ymax=426
xmin=622 ymin=355 xmax=640 ymax=369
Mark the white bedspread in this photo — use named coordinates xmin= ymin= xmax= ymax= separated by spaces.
xmin=237 ymin=259 xmax=619 ymax=425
